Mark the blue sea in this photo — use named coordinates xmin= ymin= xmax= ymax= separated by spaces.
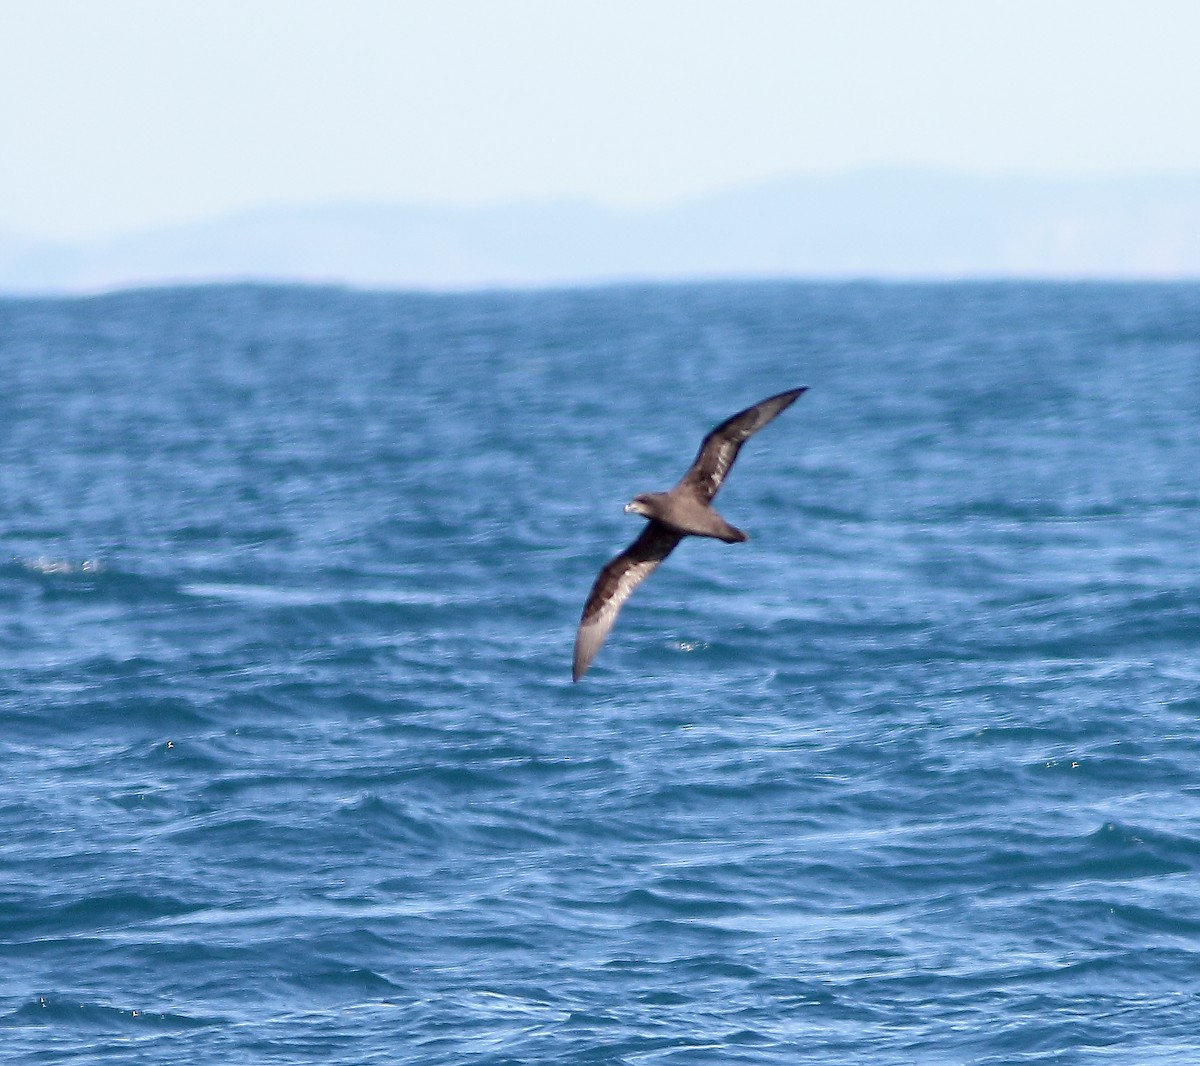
xmin=2 ymin=281 xmax=1198 ymax=1064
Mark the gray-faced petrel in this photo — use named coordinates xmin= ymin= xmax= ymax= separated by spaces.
xmin=573 ymin=387 xmax=807 ymax=681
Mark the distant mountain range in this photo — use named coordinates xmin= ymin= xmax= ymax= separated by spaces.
xmin=4 ymin=168 xmax=1200 ymax=293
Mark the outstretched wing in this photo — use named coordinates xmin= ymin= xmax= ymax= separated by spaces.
xmin=676 ymin=387 xmax=807 ymax=503
xmin=573 ymin=520 xmax=683 ymax=681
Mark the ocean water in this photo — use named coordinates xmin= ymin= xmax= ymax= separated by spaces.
xmin=1 ymin=281 xmax=1198 ymax=1064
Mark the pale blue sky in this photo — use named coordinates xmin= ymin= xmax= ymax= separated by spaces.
xmin=4 ymin=0 xmax=1199 ymax=239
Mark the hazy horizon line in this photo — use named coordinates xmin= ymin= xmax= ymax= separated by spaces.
xmin=9 ymin=163 xmax=1200 ymax=245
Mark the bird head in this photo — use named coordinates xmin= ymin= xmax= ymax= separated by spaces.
xmin=624 ymin=493 xmax=660 ymax=518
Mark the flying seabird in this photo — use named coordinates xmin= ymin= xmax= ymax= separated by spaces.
xmin=573 ymin=386 xmax=807 ymax=681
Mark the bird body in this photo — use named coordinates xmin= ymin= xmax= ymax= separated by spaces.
xmin=573 ymin=386 xmax=807 ymax=681
xmin=625 ymin=491 xmax=746 ymax=542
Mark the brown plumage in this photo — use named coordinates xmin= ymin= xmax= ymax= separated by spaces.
xmin=573 ymin=387 xmax=807 ymax=681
